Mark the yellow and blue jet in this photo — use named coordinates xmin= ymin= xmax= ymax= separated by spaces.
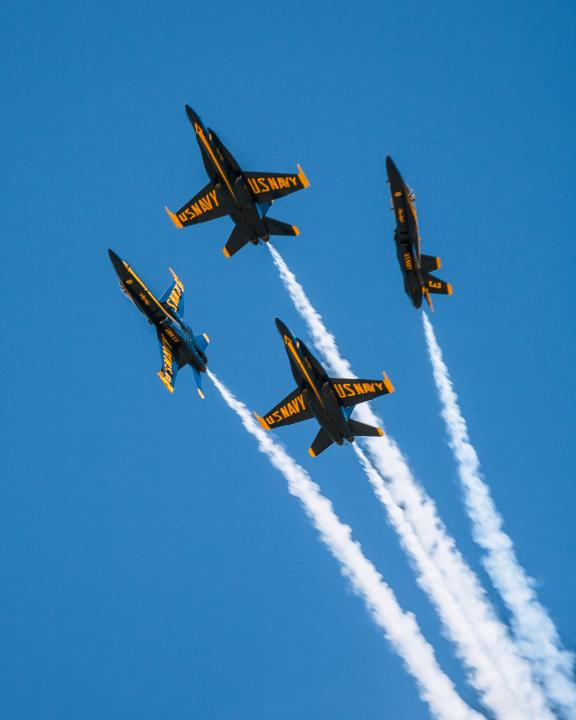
xmin=386 ymin=155 xmax=452 ymax=310
xmin=165 ymin=105 xmax=310 ymax=258
xmin=255 ymin=319 xmax=394 ymax=457
xmin=108 ymin=249 xmax=209 ymax=397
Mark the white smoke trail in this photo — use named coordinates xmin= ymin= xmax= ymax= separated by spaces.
xmin=267 ymin=244 xmax=554 ymax=720
xmin=207 ymin=369 xmax=482 ymax=720
xmin=422 ymin=311 xmax=576 ymax=719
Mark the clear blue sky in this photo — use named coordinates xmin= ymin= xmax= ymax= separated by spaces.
xmin=1 ymin=1 xmax=575 ymax=717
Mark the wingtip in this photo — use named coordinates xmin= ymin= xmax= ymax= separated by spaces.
xmin=376 ymin=427 xmax=384 ymax=437
xmin=253 ymin=412 xmax=270 ymax=431
xmin=382 ymin=372 xmax=395 ymax=394
xmin=197 ymin=388 xmax=205 ymax=400
xmin=297 ymin=164 xmax=310 ymax=189
xmin=165 ymin=207 xmax=183 ymax=229
xmin=222 ymin=246 xmax=231 ymax=259
xmin=203 ymin=333 xmax=210 ymax=344
xmin=447 ymin=283 xmax=453 ymax=296
xmin=436 ymin=257 xmax=442 ymax=269
xmin=308 ymin=447 xmax=317 ymax=458
xmin=292 ymin=225 xmax=300 ymax=236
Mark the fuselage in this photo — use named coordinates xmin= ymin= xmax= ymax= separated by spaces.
xmin=108 ymin=250 xmax=206 ymax=373
xmin=277 ymin=319 xmax=353 ymax=445
xmin=386 ymin=156 xmax=425 ymax=308
xmin=187 ymin=107 xmax=269 ymax=244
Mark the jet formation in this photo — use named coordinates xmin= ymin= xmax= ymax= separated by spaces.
xmin=254 ymin=319 xmax=394 ymax=457
xmin=165 ymin=106 xmax=310 ymax=258
xmin=109 ymin=105 xmax=453 ymax=455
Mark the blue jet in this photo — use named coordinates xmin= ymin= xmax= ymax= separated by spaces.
xmin=108 ymin=249 xmax=209 ymax=397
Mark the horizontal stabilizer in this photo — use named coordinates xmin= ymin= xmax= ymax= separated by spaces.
xmin=263 ymin=217 xmax=300 ymax=237
xmin=423 ymin=272 xmax=453 ymax=296
xmin=309 ymin=428 xmax=334 ymax=458
xmin=223 ymin=225 xmax=250 ymax=258
xmin=420 ymin=254 xmax=441 ymax=273
xmin=329 ymin=373 xmax=395 ymax=408
xmin=348 ymin=419 xmax=384 ymax=438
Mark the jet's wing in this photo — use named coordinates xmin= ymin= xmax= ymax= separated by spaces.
xmin=254 ymin=387 xmax=313 ymax=430
xmin=160 ymin=268 xmax=185 ymax=317
xmin=165 ymin=179 xmax=227 ymax=228
xmin=243 ymin=165 xmax=310 ymax=203
xmin=156 ymin=330 xmax=182 ymax=393
xmin=329 ymin=374 xmax=395 ymax=408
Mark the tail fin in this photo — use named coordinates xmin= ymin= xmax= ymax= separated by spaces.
xmin=348 ymin=419 xmax=384 ymax=438
xmin=263 ymin=217 xmax=300 ymax=237
xmin=309 ymin=428 xmax=334 ymax=458
xmin=223 ymin=226 xmax=250 ymax=258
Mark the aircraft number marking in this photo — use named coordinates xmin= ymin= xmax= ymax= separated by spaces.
xmin=266 ymin=393 xmax=306 ymax=426
xmin=178 ymin=188 xmax=220 ymax=223
xmin=403 ymin=252 xmax=413 ymax=270
xmin=246 ymin=175 xmax=300 ymax=195
xmin=332 ymin=381 xmax=385 ymax=400
xmin=428 ymin=280 xmax=442 ymax=289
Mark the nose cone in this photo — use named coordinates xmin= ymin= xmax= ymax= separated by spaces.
xmin=275 ymin=317 xmax=292 ymax=340
xmin=108 ymin=248 xmax=125 ymax=275
xmin=185 ymin=104 xmax=203 ymax=129
xmin=386 ymin=155 xmax=402 ymax=183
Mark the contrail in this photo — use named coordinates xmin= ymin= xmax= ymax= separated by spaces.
xmin=207 ymin=369 xmax=482 ymax=720
xmin=422 ymin=311 xmax=576 ymax=719
xmin=267 ymin=244 xmax=554 ymax=720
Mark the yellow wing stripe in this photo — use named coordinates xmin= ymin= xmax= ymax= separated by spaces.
xmin=297 ymin=164 xmax=310 ymax=189
xmin=285 ymin=337 xmax=324 ymax=407
xmin=382 ymin=372 xmax=395 ymax=394
xmin=124 ymin=263 xmax=177 ymax=322
xmin=165 ymin=207 xmax=183 ymax=228
xmin=196 ymin=125 xmax=236 ymax=201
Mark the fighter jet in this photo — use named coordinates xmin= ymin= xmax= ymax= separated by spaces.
xmin=165 ymin=105 xmax=310 ymax=258
xmin=386 ymin=155 xmax=452 ymax=310
xmin=108 ymin=249 xmax=209 ymax=398
xmin=254 ymin=319 xmax=394 ymax=457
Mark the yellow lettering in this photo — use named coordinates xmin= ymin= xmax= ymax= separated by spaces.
xmin=209 ymin=189 xmax=219 ymax=206
xmin=269 ymin=177 xmax=279 ymax=190
xmin=199 ymin=196 xmax=212 ymax=212
xmin=258 ymin=178 xmax=269 ymax=192
xmin=281 ymin=406 xmax=290 ymax=419
xmin=362 ymin=383 xmax=374 ymax=394
xmin=344 ymin=383 xmax=355 ymax=397
xmin=352 ymin=383 xmax=364 ymax=396
xmin=190 ymin=202 xmax=202 ymax=216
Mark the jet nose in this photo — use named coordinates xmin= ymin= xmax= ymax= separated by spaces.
xmin=274 ymin=317 xmax=291 ymax=338
xmin=108 ymin=248 xmax=124 ymax=272
xmin=386 ymin=155 xmax=398 ymax=177
xmin=184 ymin=104 xmax=202 ymax=128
